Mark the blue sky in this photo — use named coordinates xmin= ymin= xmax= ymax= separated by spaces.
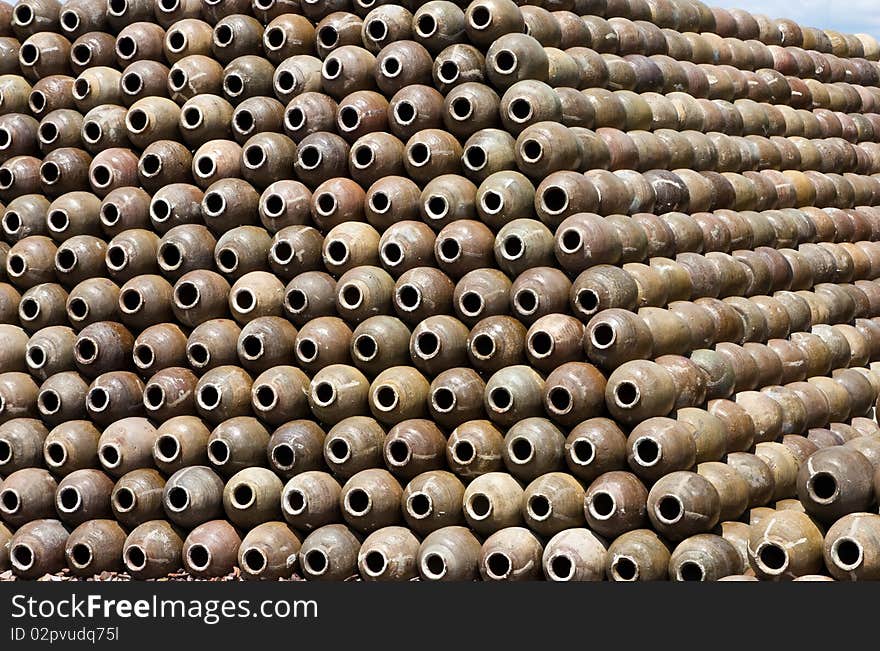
xmin=2 ymin=0 xmax=874 ymax=38
xmin=711 ymin=0 xmax=880 ymax=38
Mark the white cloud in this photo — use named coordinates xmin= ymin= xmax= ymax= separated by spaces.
xmin=710 ymin=0 xmax=880 ymax=37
